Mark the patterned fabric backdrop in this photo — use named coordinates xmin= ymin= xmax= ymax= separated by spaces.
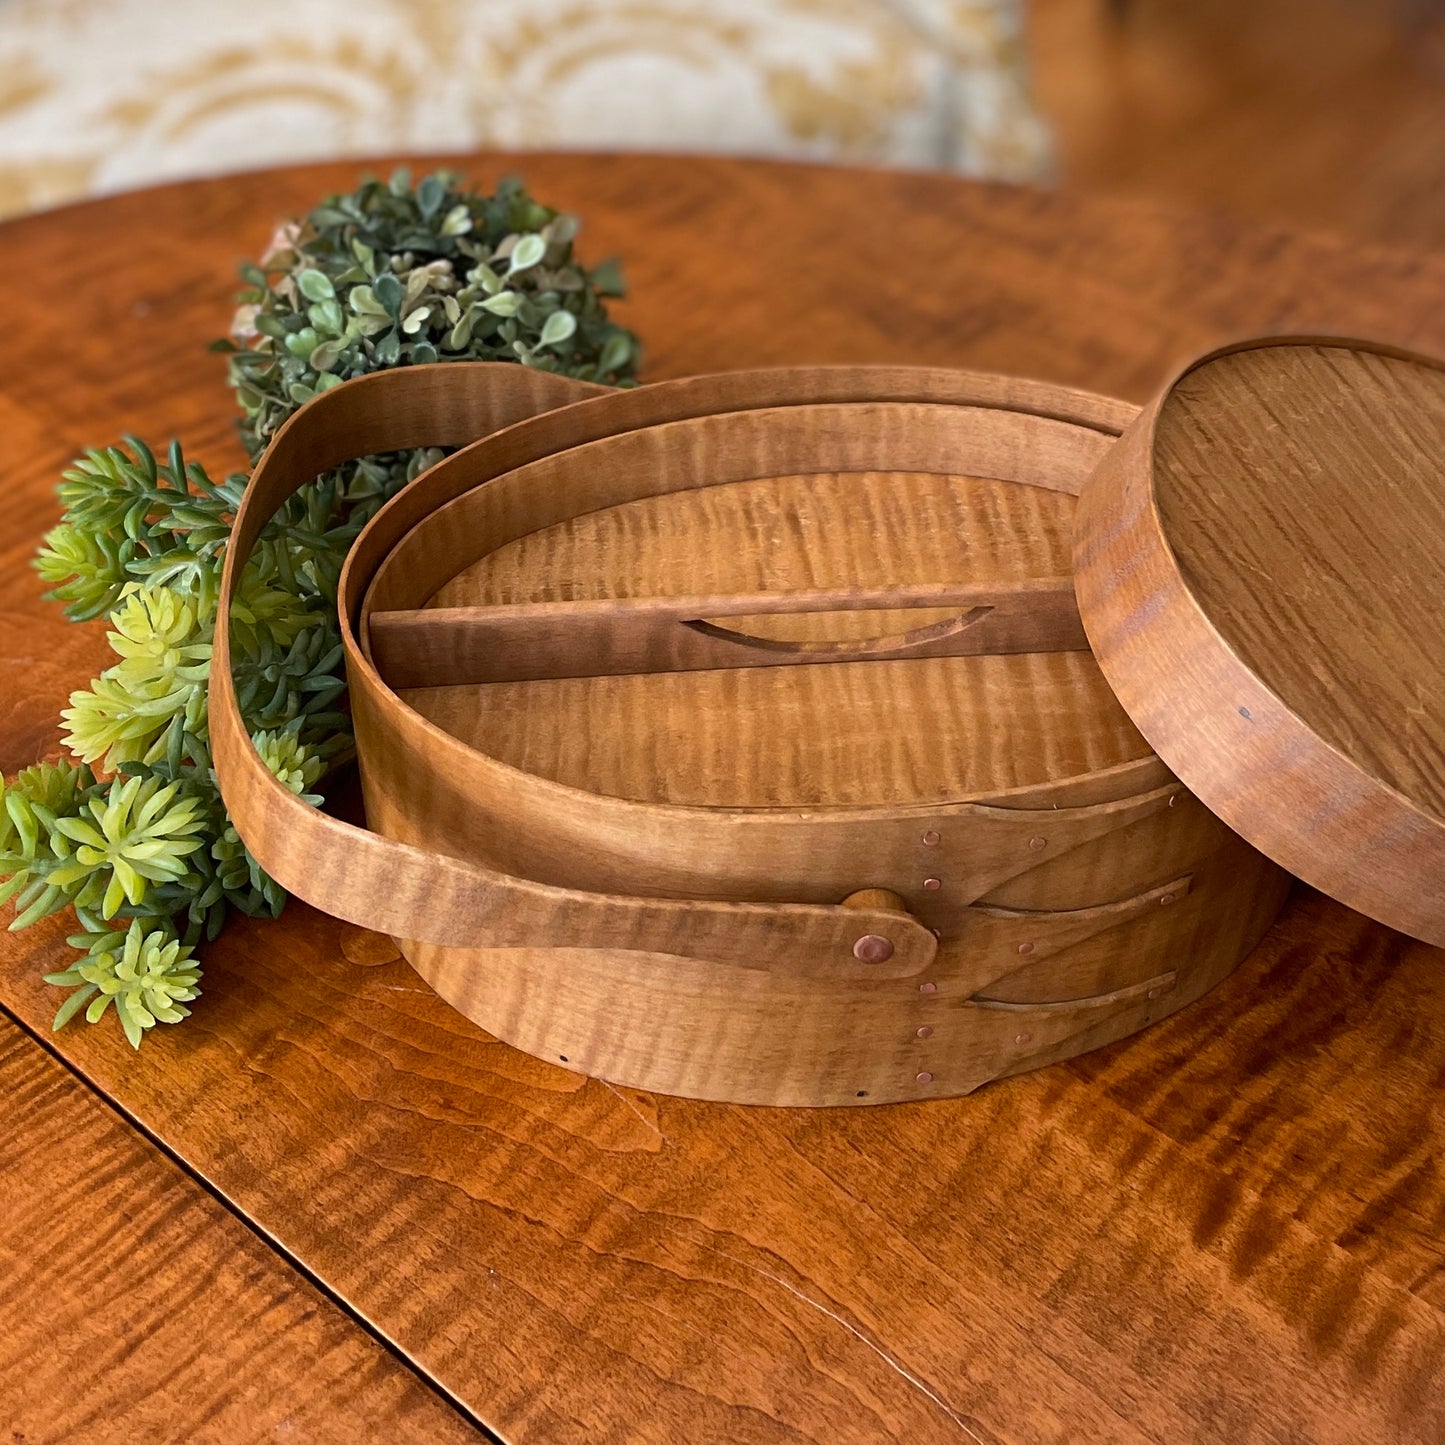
xmin=0 ymin=0 xmax=1049 ymax=216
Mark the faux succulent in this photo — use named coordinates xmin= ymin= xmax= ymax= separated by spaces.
xmin=44 ymin=921 xmax=202 ymax=1050
xmin=5 ymin=169 xmax=640 ymax=1046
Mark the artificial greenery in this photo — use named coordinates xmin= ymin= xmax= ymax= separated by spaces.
xmin=43 ymin=921 xmax=202 ymax=1050
xmin=3 ymin=169 xmax=639 ymax=1047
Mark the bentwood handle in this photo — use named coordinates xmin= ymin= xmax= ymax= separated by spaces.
xmin=207 ymin=363 xmax=939 ymax=975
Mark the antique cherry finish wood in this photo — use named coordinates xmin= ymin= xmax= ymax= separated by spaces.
xmin=5 ymin=154 xmax=1445 ymax=1441
xmin=210 ymin=361 xmax=1286 ymax=1105
xmin=1076 ymin=337 xmax=1445 ymax=947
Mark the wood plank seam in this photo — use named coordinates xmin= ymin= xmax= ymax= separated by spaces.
xmin=0 ymin=995 xmax=499 ymax=1445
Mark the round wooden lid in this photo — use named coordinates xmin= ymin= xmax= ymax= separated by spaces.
xmin=1074 ymin=336 xmax=1445 ymax=947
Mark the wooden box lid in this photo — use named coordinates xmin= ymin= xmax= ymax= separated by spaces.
xmin=1074 ymin=336 xmax=1445 ymax=947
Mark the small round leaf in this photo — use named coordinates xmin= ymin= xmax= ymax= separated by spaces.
xmin=508 ymin=234 xmax=546 ymax=276
xmin=297 ymin=270 xmax=335 ymax=303
xmin=539 ymin=310 xmax=577 ymax=348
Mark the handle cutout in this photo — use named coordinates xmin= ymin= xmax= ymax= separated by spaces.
xmin=682 ymin=608 xmax=991 ymax=659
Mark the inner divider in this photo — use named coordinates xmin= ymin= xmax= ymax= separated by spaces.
xmin=357 ymin=399 xmax=1116 ymax=655
xmin=367 ymin=576 xmax=1085 ymax=689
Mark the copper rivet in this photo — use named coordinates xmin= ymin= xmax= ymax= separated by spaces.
xmin=919 ymin=981 xmax=938 ymax=995
xmin=931 ymin=928 xmax=941 ymax=940
xmin=916 ymin=1025 xmax=933 ymax=1039
xmin=1148 ymin=988 xmax=1161 ymax=999
xmin=916 ymin=1071 xmax=934 ymax=1084
xmin=922 ymin=829 xmax=941 ymax=846
xmin=1017 ymin=941 xmax=1034 ymax=955
xmin=1015 ymin=1032 xmax=1031 ymax=1045
xmin=1160 ymin=893 xmax=1176 ymax=906
xmin=923 ymin=876 xmax=942 ymax=891
xmin=1168 ymin=794 xmax=1179 ymax=808
xmin=1029 ymin=836 xmax=1046 ymax=850
xmin=853 ymin=934 xmax=894 ymax=964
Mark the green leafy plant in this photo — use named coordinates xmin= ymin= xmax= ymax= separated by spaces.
xmin=4 ymin=169 xmax=640 ymax=1047
xmin=45 ymin=921 xmax=202 ymax=1050
xmin=222 ymin=168 xmax=635 ymax=521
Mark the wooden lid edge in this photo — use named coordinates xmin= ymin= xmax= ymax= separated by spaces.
xmin=1072 ymin=334 xmax=1445 ymax=947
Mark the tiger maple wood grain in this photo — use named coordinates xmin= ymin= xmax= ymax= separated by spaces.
xmin=1161 ymin=345 xmax=1445 ymax=807
xmin=6 ymin=154 xmax=1445 ymax=1442
xmin=409 ymin=651 xmax=1143 ymax=807
xmin=0 ymin=1020 xmax=478 ymax=1444
xmin=1075 ymin=338 xmax=1445 ymax=945
xmin=208 ymin=356 xmax=1285 ymax=1104
xmin=412 ymin=463 xmax=1138 ymax=805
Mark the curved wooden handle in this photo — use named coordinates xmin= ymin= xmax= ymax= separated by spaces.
xmin=208 ymin=363 xmax=938 ymax=975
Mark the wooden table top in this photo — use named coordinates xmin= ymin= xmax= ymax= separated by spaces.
xmin=3 ymin=153 xmax=1445 ymax=1445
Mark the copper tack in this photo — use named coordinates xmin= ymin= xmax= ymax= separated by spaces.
xmin=921 ymin=829 xmax=941 ymax=846
xmin=1029 ymin=836 xmax=1047 ymax=850
xmin=916 ymin=1071 xmax=934 ymax=1084
xmin=1015 ymin=1033 xmax=1031 ymax=1045
xmin=1160 ymin=893 xmax=1176 ymax=906
xmin=923 ymin=876 xmax=942 ymax=891
xmin=916 ymin=1025 xmax=933 ymax=1039
xmin=853 ymin=934 xmax=894 ymax=964
xmin=1017 ymin=941 xmax=1034 ymax=955
xmin=919 ymin=982 xmax=938 ymax=995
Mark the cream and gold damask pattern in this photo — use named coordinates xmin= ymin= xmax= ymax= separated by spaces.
xmin=0 ymin=0 xmax=1049 ymax=218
